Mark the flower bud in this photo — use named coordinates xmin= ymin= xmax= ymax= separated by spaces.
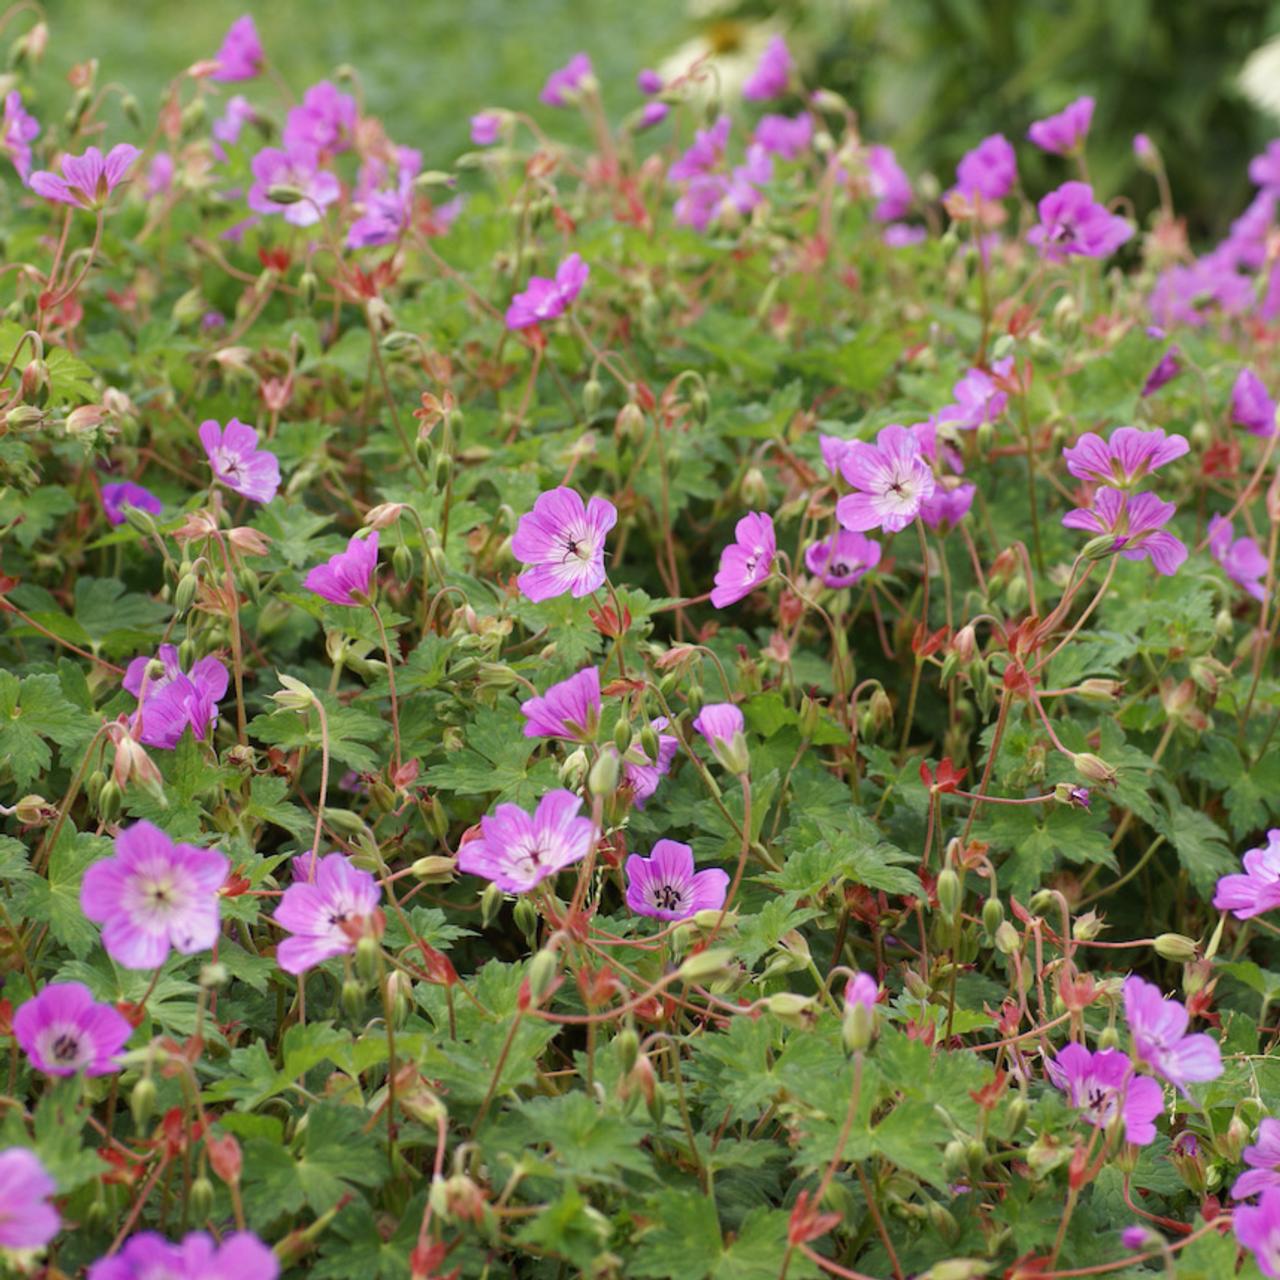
xmin=1077 ymin=678 xmax=1121 ymax=703
xmin=410 ymin=855 xmax=457 ymax=883
xmin=189 ymin=1174 xmax=214 ymax=1222
xmin=1152 ymin=933 xmax=1198 ymax=962
xmin=513 ymin=895 xmax=539 ymax=948
xmin=526 ymin=947 xmax=559 ymax=1003
xmin=981 ymin=895 xmax=1004 ymax=937
xmin=559 ymin=747 xmax=589 ymax=788
xmin=741 ymin=466 xmax=768 ymax=507
xmin=842 ymin=999 xmax=876 ymax=1053
xmin=613 ymin=719 xmax=633 ymax=754
xmin=994 ymin=921 xmax=1021 ymax=955
xmin=479 ymin=881 xmax=504 ymax=928
xmin=583 ymin=378 xmax=603 ymax=416
xmin=589 ymin=749 xmax=620 ymax=797
xmin=1070 ymin=752 xmax=1117 ymax=786
xmin=764 ymin=992 xmax=815 ymax=1028
xmin=341 ymin=979 xmax=365 ymax=1020
xmin=266 ymin=183 xmax=307 ymax=205
xmin=615 ymin=1028 xmax=640 ymax=1074
xmin=97 ymin=778 xmax=123 ymax=825
xmin=131 ymin=1076 xmax=157 ymax=1131
xmin=936 ymin=868 xmax=962 ymax=923
xmin=356 ymin=935 xmax=381 ymax=984
xmin=677 ymin=947 xmax=736 ymax=984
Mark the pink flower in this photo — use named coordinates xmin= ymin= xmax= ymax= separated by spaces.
xmin=247 ymin=143 xmax=341 ymax=227
xmin=2 ymin=90 xmax=39 ymax=181
xmin=13 ymin=982 xmax=131 ymax=1077
xmin=836 ymin=424 xmax=936 ymax=534
xmin=29 ymin=143 xmax=141 ymax=210
xmin=511 ymin=486 xmax=617 ymax=601
xmin=540 ymin=53 xmax=593 ymax=106
xmin=199 ymin=417 xmax=280 ymax=503
xmin=457 ymin=790 xmax=594 ymax=893
xmin=1141 ymin=346 xmax=1181 ymax=396
xmin=347 ymin=147 xmax=421 ymax=248
xmin=844 ymin=972 xmax=878 ymax=1010
xmin=920 ymin=479 xmax=976 ymax=530
xmin=211 ymin=15 xmax=263 ymax=82
xmin=624 ymin=840 xmax=728 ymax=921
xmin=1233 ymin=368 xmax=1277 ymax=437
xmin=637 ymin=69 xmax=663 ymax=95
xmin=81 ymin=821 xmax=229 ymax=969
xmin=506 ymin=252 xmax=589 ymax=329
xmin=692 ymin=702 xmax=748 ymax=772
xmin=710 ymin=511 xmax=775 ymax=608
xmin=101 ymin=481 xmax=162 ymax=527
xmin=1235 ymin=1187 xmax=1280 ymax=1278
xmin=145 ymin=152 xmax=174 ymax=199
xmin=1061 ymin=426 xmax=1189 ymax=487
xmin=616 ymin=717 xmax=678 ymax=807
xmin=305 ymin=532 xmax=379 ymax=605
xmin=1235 ymin=1118 xmax=1280 ymax=1200
xmin=753 ymin=112 xmax=812 ymax=160
xmin=1209 ymin=515 xmax=1269 ymax=602
xmin=0 ymin=1148 xmax=60 ymax=1249
xmin=521 ymin=667 xmax=601 ymax=740
xmin=273 ymin=853 xmax=381 ymax=974
xmin=1045 ymin=1043 xmax=1164 ymax=1145
xmin=1027 ymin=95 xmax=1094 ymax=155
xmin=1027 ymin=181 xmax=1132 ymax=262
xmin=124 ymin=643 xmax=228 ymax=750
xmin=669 ymin=116 xmax=731 ymax=182
xmin=282 ymin=81 xmax=356 ymax=153
xmin=1214 ymin=829 xmax=1280 ymax=918
xmin=1061 ymin=487 xmax=1186 ymax=576
xmin=88 ymin=1231 xmax=278 ymax=1280
xmin=1251 ymin=141 xmax=1280 ymax=194
xmin=805 ymin=529 xmax=881 ymax=587
xmin=742 ymin=35 xmax=793 ymax=102
xmin=638 ymin=102 xmax=670 ymax=130
xmin=865 ymin=144 xmax=912 ymax=221
xmin=470 ymin=112 xmax=502 ymax=145
xmin=952 ymin=133 xmax=1016 ymax=201
xmin=937 ymin=357 xmax=1013 ymax=431
xmin=1123 ymin=975 xmax=1222 ymax=1093
xmin=212 ymin=95 xmax=256 ymax=161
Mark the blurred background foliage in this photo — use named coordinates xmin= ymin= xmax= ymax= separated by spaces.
xmin=37 ymin=0 xmax=1280 ymax=239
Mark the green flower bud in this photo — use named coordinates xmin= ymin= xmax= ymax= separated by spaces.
xmin=98 ymin=779 xmax=123 ymax=825
xmin=936 ymin=868 xmax=962 ymax=922
xmin=480 ymin=882 xmax=504 ymax=928
xmin=393 ymin=543 xmax=414 ymax=583
xmin=615 ymin=1028 xmax=640 ymax=1074
xmin=527 ymin=947 xmax=559 ymax=1003
xmin=588 ymin=749 xmax=620 ymax=797
xmin=355 ymin=935 xmax=381 ymax=985
xmin=1152 ymin=933 xmax=1198 ymax=962
xmin=677 ymin=948 xmax=736 ymax=985
xmin=513 ymin=895 xmax=539 ymax=948
xmin=583 ymin=378 xmax=603 ymax=416
xmin=86 ymin=769 xmax=107 ymax=807
xmin=189 ymin=1174 xmax=214 ymax=1222
xmin=342 ymin=979 xmax=365 ymax=1020
xmin=131 ymin=1076 xmax=157 ymax=1131
xmin=981 ymin=895 xmax=1004 ymax=938
xmin=613 ymin=719 xmax=633 ymax=754
xmin=994 ymin=921 xmax=1021 ymax=955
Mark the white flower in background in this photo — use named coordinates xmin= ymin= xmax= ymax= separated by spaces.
xmin=1242 ymin=37 xmax=1280 ymax=118
xmin=658 ymin=20 xmax=780 ymax=101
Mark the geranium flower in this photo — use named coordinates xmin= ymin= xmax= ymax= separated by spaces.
xmin=805 ymin=529 xmax=881 ymax=587
xmin=638 ymin=101 xmax=669 ymax=130
xmin=637 ymin=69 xmax=663 ymax=94
xmin=0 ymin=1148 xmax=60 ymax=1249
xmin=13 ymin=982 xmax=131 ymax=1077
xmin=1061 ymin=426 xmax=1189 ymax=487
xmin=920 ymin=479 xmax=976 ymax=530
xmin=101 ymin=481 xmax=163 ymax=527
xmin=752 ymin=112 xmax=812 ymax=160
xmin=29 ymin=143 xmax=141 ymax=209
xmin=81 ymin=820 xmax=229 ymax=969
xmin=1045 ymin=1043 xmax=1164 ymax=1145
xmin=1235 ymin=1187 xmax=1280 ymax=1279
xmin=1061 ymin=487 xmax=1186 ymax=575
xmin=2 ymin=90 xmax=39 ymax=181
xmin=247 ymin=143 xmax=341 ymax=226
xmin=1027 ymin=95 xmax=1094 ymax=155
xmin=952 ymin=133 xmax=1016 ymax=201
xmin=145 ymin=153 xmax=174 ymax=199
xmin=282 ymin=80 xmax=356 ymax=152
xmin=1214 ymin=829 xmax=1280 ymax=918
xmin=1234 ymin=1118 xmax=1280 ymax=1199
xmin=1150 ymin=253 xmax=1253 ymax=328
xmin=836 ymin=424 xmax=936 ymax=534
xmin=615 ymin=717 xmax=678 ymax=807
xmin=210 ymin=15 xmax=263 ymax=81
xmin=1141 ymin=346 xmax=1181 ymax=396
xmin=457 ymin=790 xmax=594 ymax=893
xmin=1232 ymin=368 xmax=1277 ymax=437
xmin=470 ymin=111 xmax=502 ymax=145
xmin=212 ymin=95 xmax=256 ymax=161
xmin=693 ymin=702 xmax=749 ymax=773
xmin=505 ymin=253 xmax=589 ymax=329
xmin=624 ymin=840 xmax=728 ymax=921
xmin=742 ymin=35 xmax=793 ymax=101
xmin=521 ymin=667 xmax=601 ymax=740
xmin=272 ymin=853 xmax=382 ymax=974
xmin=710 ymin=511 xmax=775 ymax=608
xmin=540 ymin=52 xmax=593 ymax=106
xmin=305 ymin=532 xmax=379 ymax=605
xmin=1251 ymin=140 xmax=1280 ymax=193
xmin=347 ymin=146 xmax=421 ymax=248
xmin=511 ymin=486 xmax=616 ymax=601
xmin=124 ymin=643 xmax=228 ymax=749
xmin=1209 ymin=515 xmax=1269 ymax=602
xmin=937 ymin=357 xmax=1013 ymax=431
xmin=865 ymin=144 xmax=912 ymax=221
xmin=1027 ymin=181 xmax=1132 ymax=262
xmin=199 ymin=417 xmax=280 ymax=503
xmin=1123 ymin=975 xmax=1222 ymax=1093
xmin=88 ymin=1231 xmax=279 ymax=1280
xmin=669 ymin=116 xmax=730 ymax=182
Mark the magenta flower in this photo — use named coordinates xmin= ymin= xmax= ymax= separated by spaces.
xmin=637 ymin=69 xmax=663 ymax=95
xmin=145 ymin=152 xmax=174 ymax=199
xmin=282 ymin=81 xmax=357 ymax=153
xmin=753 ymin=112 xmax=812 ymax=160
xmin=1061 ymin=426 xmax=1189 ymax=487
xmin=348 ymin=146 xmax=421 ymax=249
xmin=1123 ymin=975 xmax=1222 ymax=1093
xmin=457 ymin=790 xmax=593 ymax=893
xmin=1141 ymin=346 xmax=1181 ymax=396
xmin=617 ymin=717 xmax=678 ymax=807
xmin=247 ymin=143 xmax=341 ymax=226
xmin=1133 ymin=133 xmax=1156 ymax=163
xmin=1235 ymin=1119 xmax=1280 ymax=1199
xmin=305 ymin=532 xmax=379 ymax=605
xmin=952 ymin=134 xmax=1016 ymax=201
xmin=710 ymin=511 xmax=775 ymax=608
xmin=692 ymin=702 xmax=749 ymax=772
xmin=1045 ymin=1043 xmax=1164 ymax=1145
xmin=2 ymin=90 xmax=39 ymax=181
xmin=1027 ymin=181 xmax=1132 ymax=262
xmin=101 ymin=481 xmax=163 ymax=527
xmin=124 ymin=643 xmax=229 ymax=750
xmin=1150 ymin=254 xmax=1253 ymax=329
xmin=272 ymin=853 xmax=381 ymax=975
xmin=471 ymin=112 xmax=502 ymax=145
xmin=865 ymin=144 xmax=912 ymax=221
xmin=211 ymin=15 xmax=263 ymax=81
xmin=512 ymin=486 xmax=616 ymax=602
xmin=521 ymin=667 xmax=601 ymax=741
xmin=13 ymin=982 xmax=131 ymax=1077
xmin=669 ymin=116 xmax=731 ymax=182
xmin=505 ymin=252 xmax=589 ymax=330
xmin=624 ymin=840 xmax=728 ymax=921
xmin=938 ymin=357 xmax=1013 ymax=431
xmin=742 ymin=35 xmax=793 ymax=102
xmin=836 ymin=424 xmax=936 ymax=534
xmin=81 ymin=820 xmax=229 ymax=969
xmin=820 ymin=433 xmax=856 ymax=477
xmin=199 ymin=417 xmax=280 ymax=503
xmin=88 ymin=1231 xmax=279 ymax=1280
xmin=29 ymin=144 xmax=141 ymax=210
xmin=844 ymin=972 xmax=878 ymax=1010
xmin=540 ymin=52 xmax=594 ymax=106
xmin=1236 ymin=1188 xmax=1280 ymax=1279
xmin=1251 ymin=141 xmax=1280 ymax=193
xmin=920 ymin=480 xmax=976 ymax=530
xmin=638 ymin=102 xmax=670 ymax=130
xmin=212 ymin=94 xmax=256 ymax=161
xmin=0 ymin=1148 xmax=60 ymax=1249
xmin=883 ymin=223 xmax=926 ymax=248
xmin=1233 ymin=368 xmax=1278 ymax=437
xmin=1209 ymin=515 xmax=1269 ymax=602
xmin=1027 ymin=95 xmax=1094 ymax=155
xmin=1061 ymin=487 xmax=1186 ymax=576
xmin=1213 ymin=829 xmax=1280 ymax=918
xmin=805 ymin=529 xmax=881 ymax=588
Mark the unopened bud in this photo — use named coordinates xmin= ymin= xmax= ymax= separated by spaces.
xmin=764 ymin=992 xmax=815 ymax=1027
xmin=981 ymin=895 xmax=1004 ymax=937
xmin=1070 ymin=752 xmax=1117 ymax=786
xmin=936 ymin=868 xmax=962 ymax=922
xmin=615 ymin=1028 xmax=640 ymax=1074
xmin=342 ymin=978 xmax=364 ymax=1020
xmin=189 ymin=1174 xmax=214 ymax=1222
xmin=266 ymin=183 xmax=307 ymax=205
xmin=356 ymin=935 xmax=381 ymax=984
xmin=994 ymin=921 xmax=1021 ymax=955
xmin=559 ymin=746 xmax=589 ymax=788
xmin=479 ymin=881 xmax=503 ymax=928
xmin=131 ymin=1076 xmax=157 ymax=1131
xmin=513 ymin=895 xmax=539 ymax=948
xmin=527 ymin=948 xmax=559 ymax=1002
xmin=409 ymin=855 xmax=457 ymax=883
xmin=677 ymin=948 xmax=735 ymax=984
xmin=1153 ymin=933 xmax=1198 ymax=962
xmin=583 ymin=378 xmax=603 ymax=416
xmin=589 ymin=750 xmax=619 ymax=797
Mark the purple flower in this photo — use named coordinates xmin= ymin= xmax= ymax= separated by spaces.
xmin=505 ymin=252 xmax=589 ymax=329
xmin=1045 ymin=1043 xmax=1165 ymax=1145
xmin=1236 ymin=1187 xmax=1280 ymax=1279
xmin=0 ymin=1148 xmax=60 ymax=1249
xmin=212 ymin=95 xmax=256 ymax=161
xmin=199 ymin=417 xmax=280 ymax=503
xmin=347 ymin=146 xmax=421 ymax=248
xmin=920 ymin=479 xmax=976 ymax=530
xmin=710 ymin=511 xmax=775 ymax=608
xmin=1027 ymin=181 xmax=1132 ymax=262
xmin=457 ymin=790 xmax=593 ymax=893
xmin=638 ymin=102 xmax=670 ymax=131
xmin=1251 ymin=141 xmax=1280 ymax=194
xmin=938 ymin=357 xmax=1012 ymax=431
xmin=952 ymin=134 xmax=1016 ymax=202
xmin=145 ymin=152 xmax=174 ymax=199
xmin=1235 ymin=1118 xmax=1280 ymax=1200
xmin=1027 ymin=96 xmax=1094 ymax=155
xmin=1121 ymin=1225 xmax=1152 ymax=1250
xmin=124 ymin=643 xmax=228 ymax=750
xmin=305 ymin=532 xmax=379 ymax=606
xmin=29 ymin=144 xmax=141 ymax=210
xmin=101 ymin=481 xmax=163 ymax=527
xmin=820 ymin=434 xmax=856 ymax=476
xmin=624 ymin=840 xmax=728 ymax=921
xmin=521 ymin=667 xmax=601 ymax=741
xmin=742 ymin=35 xmax=793 ymax=102
xmin=211 ymin=15 xmax=263 ymax=82
xmin=1133 ymin=133 xmax=1155 ymax=163
xmin=1123 ymin=975 xmax=1222 ymax=1093
xmin=805 ymin=529 xmax=882 ymax=587
xmin=540 ymin=53 xmax=594 ymax=107
xmin=753 ymin=112 xmax=812 ymax=160
xmin=1141 ymin=346 xmax=1181 ymax=396
xmin=470 ymin=112 xmax=502 ymax=145
xmin=2 ymin=90 xmax=39 ymax=181
xmin=81 ymin=820 xmax=229 ymax=969
xmin=1061 ymin=487 xmax=1187 ymax=576
xmin=836 ymin=424 xmax=936 ymax=534
xmin=883 ymin=222 xmax=927 ymax=248
xmin=247 ymin=143 xmax=341 ymax=226
xmin=1150 ymin=253 xmax=1253 ymax=328
xmin=669 ymin=116 xmax=731 ymax=182
xmin=845 ymin=972 xmax=878 ymax=1010
xmin=272 ymin=853 xmax=381 ymax=975
xmin=1222 ymin=192 xmax=1276 ymax=271
xmin=865 ymin=144 xmax=912 ymax=221
xmin=1061 ymin=426 xmax=1189 ymax=487
xmin=1233 ymin=369 xmax=1278 ymax=438
xmin=692 ymin=703 xmax=747 ymax=773
xmin=1209 ymin=515 xmax=1269 ymax=602
xmin=637 ymin=69 xmax=663 ymax=95
xmin=88 ymin=1231 xmax=279 ymax=1280
xmin=511 ymin=486 xmax=616 ymax=602
xmin=617 ymin=717 xmax=678 ymax=807
xmin=13 ymin=982 xmax=131 ymax=1077
xmin=283 ymin=81 xmax=356 ymax=153
xmin=1214 ymin=829 xmax=1280 ymax=918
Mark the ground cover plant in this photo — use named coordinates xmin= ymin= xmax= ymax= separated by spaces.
xmin=7 ymin=8 xmax=1280 ymax=1279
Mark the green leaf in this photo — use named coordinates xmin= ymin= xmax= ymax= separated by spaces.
xmin=10 ymin=827 xmax=109 ymax=956
xmin=629 ymin=1188 xmax=723 ymax=1279
xmin=0 ymin=670 xmax=91 ymax=788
